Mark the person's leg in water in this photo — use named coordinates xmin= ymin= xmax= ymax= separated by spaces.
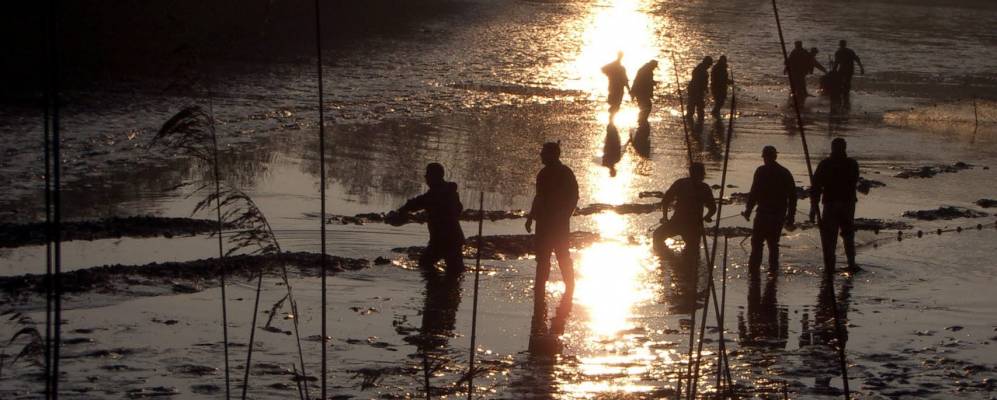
xmin=747 ymin=217 xmax=766 ymax=276
xmin=419 ymin=246 xmax=446 ymax=273
xmin=532 ymin=237 xmax=554 ymax=338
xmin=608 ymin=90 xmax=623 ymax=125
xmin=841 ymin=71 xmax=854 ymax=105
xmin=712 ymin=89 xmax=727 ymax=116
xmin=549 ymin=240 xmax=574 ymax=335
xmin=820 ymin=203 xmax=842 ymax=273
xmin=653 ymin=219 xmax=681 ymax=259
xmin=442 ymin=248 xmax=466 ymax=275
xmin=840 ymin=202 xmax=859 ymax=271
xmin=637 ymin=99 xmax=651 ymax=127
xmin=694 ymin=96 xmax=706 ymax=123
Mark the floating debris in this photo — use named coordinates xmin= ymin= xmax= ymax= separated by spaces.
xmin=902 ymin=207 xmax=988 ymax=221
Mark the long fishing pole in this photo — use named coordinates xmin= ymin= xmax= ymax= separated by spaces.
xmin=467 ymin=192 xmax=485 ymax=400
xmin=241 ymin=272 xmax=264 ymax=400
xmin=48 ymin=0 xmax=63 ymax=396
xmin=313 ymin=0 xmax=329 ymax=398
xmin=208 ymin=91 xmax=232 ymax=400
xmin=771 ymin=1 xmax=850 ymax=398
xmin=667 ymin=51 xmax=700 ymax=399
xmin=690 ymin=70 xmax=737 ymax=400
xmin=42 ymin=17 xmax=54 ymax=398
xmin=716 ymin=236 xmax=730 ymax=392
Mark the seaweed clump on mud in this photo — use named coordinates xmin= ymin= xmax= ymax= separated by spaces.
xmin=0 ymin=252 xmax=369 ymax=301
xmin=902 ymin=206 xmax=989 ymax=221
xmin=893 ymin=162 xmax=973 ymax=179
xmin=0 ymin=216 xmax=234 ymax=248
xmin=392 ymin=232 xmax=600 ymax=260
xmin=975 ymin=198 xmax=997 ymax=208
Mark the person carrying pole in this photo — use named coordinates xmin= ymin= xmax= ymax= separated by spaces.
xmin=525 ymin=142 xmax=579 ymax=347
xmin=741 ymin=145 xmax=797 ymax=274
xmin=652 ymin=162 xmax=716 ymax=267
xmin=810 ymin=138 xmax=860 ymax=273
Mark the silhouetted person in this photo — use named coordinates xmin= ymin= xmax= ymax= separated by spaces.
xmin=686 ymin=56 xmax=713 ymax=123
xmin=710 ymin=55 xmax=729 ymax=117
xmin=653 ymin=162 xmax=716 ymax=266
xmin=785 ymin=41 xmax=811 ymax=102
xmin=602 ymin=52 xmax=630 ymax=124
xmin=395 ymin=163 xmax=465 ymax=274
xmin=741 ymin=146 xmax=797 ymax=274
xmin=602 ymin=124 xmax=622 ymax=177
xmin=831 ymin=40 xmax=864 ymax=104
xmin=809 ymin=47 xmax=827 ymax=75
xmin=525 ymin=142 xmax=579 ymax=346
xmin=810 ymin=138 xmax=860 ymax=272
xmin=631 ymin=59 xmax=658 ymax=128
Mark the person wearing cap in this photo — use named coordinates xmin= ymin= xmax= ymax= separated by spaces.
xmin=653 ymin=162 xmax=716 ymax=266
xmin=741 ymin=146 xmax=797 ymax=274
xmin=602 ymin=51 xmax=631 ymax=125
xmin=686 ymin=56 xmax=713 ymax=122
xmin=630 ymin=59 xmax=658 ymax=128
xmin=392 ymin=163 xmax=466 ymax=274
xmin=811 ymin=137 xmax=860 ymax=272
xmin=525 ymin=142 xmax=579 ymax=342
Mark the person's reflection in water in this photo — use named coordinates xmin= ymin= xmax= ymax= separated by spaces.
xmin=602 ymin=51 xmax=631 ymax=125
xmin=631 ymin=125 xmax=651 ymax=159
xmin=602 ymin=123 xmax=623 ymax=176
xmin=525 ymin=142 xmax=579 ymax=350
xmin=659 ymin=242 xmax=699 ymax=314
xmin=417 ymin=265 xmax=465 ymax=395
xmin=737 ymin=268 xmax=788 ymax=348
xmin=799 ymin=272 xmax=853 ymax=389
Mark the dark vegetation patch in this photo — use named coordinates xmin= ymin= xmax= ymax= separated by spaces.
xmin=893 ymin=162 xmax=973 ymax=179
xmin=0 ymin=252 xmax=369 ymax=299
xmin=902 ymin=206 xmax=989 ymax=221
xmin=975 ymin=199 xmax=997 ymax=208
xmin=0 ymin=216 xmax=233 ymax=248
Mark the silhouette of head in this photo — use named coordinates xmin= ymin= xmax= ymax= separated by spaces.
xmin=703 ymin=56 xmax=713 ymax=67
xmin=616 ymin=51 xmax=624 ymax=61
xmin=648 ymin=59 xmax=659 ymax=68
xmin=831 ymin=138 xmax=847 ymax=157
xmin=689 ymin=162 xmax=706 ymax=181
xmin=762 ymin=145 xmax=778 ymax=164
xmin=541 ymin=142 xmax=561 ymax=166
xmin=839 ymin=40 xmax=847 ymax=48
xmin=810 ymin=47 xmax=819 ymax=55
xmin=794 ymin=40 xmax=803 ymax=49
xmin=425 ymin=163 xmax=445 ymax=185
xmin=718 ymin=55 xmax=727 ymax=65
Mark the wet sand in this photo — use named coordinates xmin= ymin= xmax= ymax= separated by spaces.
xmin=2 ymin=0 xmax=997 ymax=398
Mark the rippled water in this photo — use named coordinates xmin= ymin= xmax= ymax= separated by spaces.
xmin=1 ymin=0 xmax=996 ymax=398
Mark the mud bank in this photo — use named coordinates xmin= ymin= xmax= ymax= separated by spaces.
xmin=0 ymin=252 xmax=369 ymax=302
xmin=902 ymin=206 xmax=989 ymax=221
xmin=0 ymin=216 xmax=233 ymax=248
xmin=893 ymin=162 xmax=976 ymax=179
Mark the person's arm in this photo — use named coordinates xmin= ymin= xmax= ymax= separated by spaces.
xmin=809 ymin=162 xmax=824 ymax=221
xmin=398 ymin=192 xmax=429 ymax=214
xmin=525 ymin=174 xmax=541 ymax=233
xmin=815 ymin=60 xmax=827 ymax=73
xmin=743 ymin=168 xmax=761 ymax=220
xmin=661 ymin=183 xmax=677 ymax=218
xmin=855 ymin=52 xmax=864 ymax=74
xmin=703 ymin=185 xmax=717 ymax=222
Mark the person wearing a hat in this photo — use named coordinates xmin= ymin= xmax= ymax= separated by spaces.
xmin=742 ymin=145 xmax=797 ymax=274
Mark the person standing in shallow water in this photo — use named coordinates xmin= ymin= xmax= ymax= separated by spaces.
xmin=710 ymin=55 xmax=729 ymax=117
xmin=602 ymin=52 xmax=630 ymax=125
xmin=630 ymin=59 xmax=658 ymax=128
xmin=810 ymin=138 xmax=860 ymax=273
xmin=686 ymin=56 xmax=713 ymax=123
xmin=785 ymin=40 xmax=812 ymax=102
xmin=742 ymin=146 xmax=797 ymax=274
xmin=831 ymin=40 xmax=865 ymax=104
xmin=525 ymin=142 xmax=579 ymax=343
xmin=392 ymin=163 xmax=465 ymax=274
xmin=653 ymin=162 xmax=716 ymax=266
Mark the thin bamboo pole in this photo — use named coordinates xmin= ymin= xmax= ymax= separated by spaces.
xmin=313 ymin=0 xmax=330 ymax=398
xmin=48 ymin=0 xmax=63 ymax=396
xmin=240 ymin=272 xmax=265 ymax=400
xmin=467 ymin=192 xmax=485 ymax=399
xmin=43 ymin=41 xmax=54 ymax=400
xmin=208 ymin=90 xmax=232 ymax=400
xmin=770 ymin=1 xmax=850 ymax=398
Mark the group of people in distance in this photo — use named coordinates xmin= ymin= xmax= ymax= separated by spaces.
xmin=600 ymin=52 xmax=733 ymax=128
xmin=786 ymin=39 xmax=864 ymax=108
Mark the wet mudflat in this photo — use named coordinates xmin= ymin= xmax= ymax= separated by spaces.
xmin=2 ymin=0 xmax=997 ymax=398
